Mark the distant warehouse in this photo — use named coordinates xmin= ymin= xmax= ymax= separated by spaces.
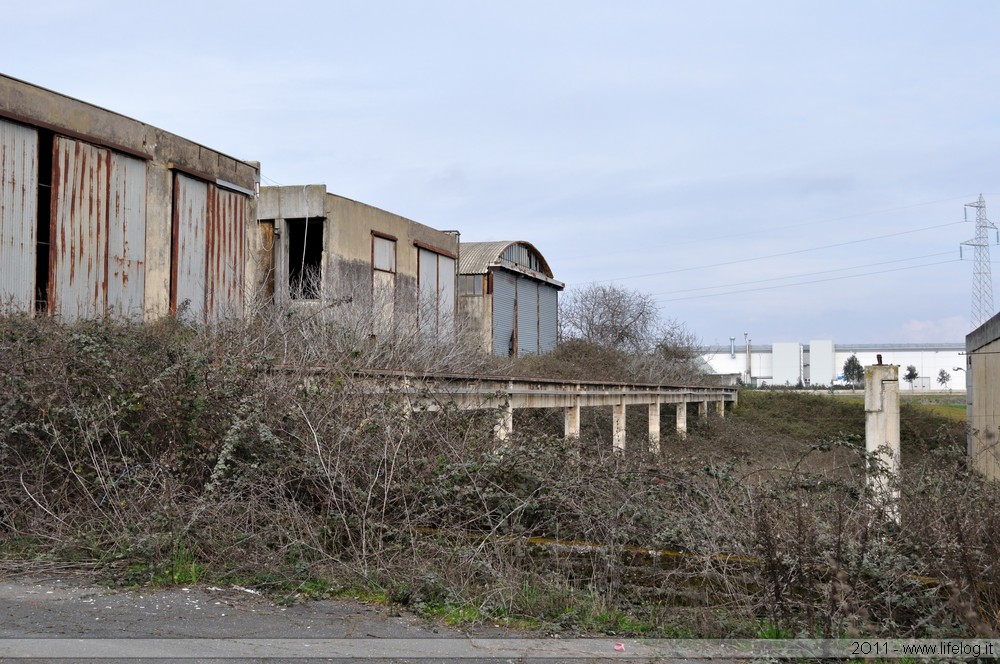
xmin=458 ymin=241 xmax=564 ymax=357
xmin=0 ymin=73 xmax=259 ymax=322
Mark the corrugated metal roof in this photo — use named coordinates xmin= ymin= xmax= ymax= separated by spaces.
xmin=459 ymin=240 xmax=555 ymax=278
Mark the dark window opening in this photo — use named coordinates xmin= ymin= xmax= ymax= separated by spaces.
xmin=35 ymin=129 xmax=53 ymax=313
xmin=287 ymin=218 xmax=324 ymax=299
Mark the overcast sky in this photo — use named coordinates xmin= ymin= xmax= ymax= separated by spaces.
xmin=5 ymin=1 xmax=999 ymax=346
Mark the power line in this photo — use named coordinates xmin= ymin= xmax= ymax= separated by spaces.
xmin=648 ymin=251 xmax=955 ymax=296
xmin=652 ymin=258 xmax=961 ymax=303
xmin=584 ymin=221 xmax=966 ymax=284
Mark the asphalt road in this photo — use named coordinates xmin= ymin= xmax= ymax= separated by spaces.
xmin=0 ymin=574 xmax=675 ymax=663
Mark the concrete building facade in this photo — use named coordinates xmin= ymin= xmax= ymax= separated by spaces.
xmin=458 ymin=241 xmax=564 ymax=357
xmin=256 ymin=185 xmax=460 ymax=340
xmin=0 ymin=74 xmax=259 ymax=323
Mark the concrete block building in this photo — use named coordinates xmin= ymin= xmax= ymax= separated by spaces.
xmin=256 ymin=185 xmax=460 ymax=340
xmin=458 ymin=241 xmax=564 ymax=356
xmin=0 ymin=74 xmax=259 ymax=323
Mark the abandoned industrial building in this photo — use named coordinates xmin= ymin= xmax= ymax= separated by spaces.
xmin=256 ymin=184 xmax=460 ymax=340
xmin=0 ymin=74 xmax=571 ymax=360
xmin=0 ymin=74 xmax=259 ymax=323
xmin=458 ymin=241 xmax=564 ymax=356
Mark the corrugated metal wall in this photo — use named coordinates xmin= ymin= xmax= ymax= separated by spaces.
xmin=0 ymin=118 xmax=38 ymax=312
xmin=538 ymin=283 xmax=558 ymax=353
xmin=172 ymin=174 xmax=250 ymax=323
xmin=418 ymin=247 xmax=438 ymax=338
xmin=207 ymin=187 xmax=246 ymax=320
xmin=107 ymin=153 xmax=147 ymax=320
xmin=50 ymin=136 xmax=110 ymax=320
xmin=438 ymin=255 xmax=455 ymax=341
xmin=492 ymin=269 xmax=516 ymax=356
xmin=516 ymin=277 xmax=538 ymax=356
xmin=172 ymin=174 xmax=209 ymax=322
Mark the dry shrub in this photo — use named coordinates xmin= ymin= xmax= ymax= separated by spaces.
xmin=0 ymin=309 xmax=996 ymax=639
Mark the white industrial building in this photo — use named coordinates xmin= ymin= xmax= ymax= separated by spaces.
xmin=702 ymin=340 xmax=965 ymax=390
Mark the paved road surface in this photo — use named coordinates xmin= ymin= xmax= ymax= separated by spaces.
xmin=0 ymin=573 xmax=685 ymax=662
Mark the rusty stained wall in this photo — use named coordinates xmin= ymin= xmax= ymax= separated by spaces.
xmin=172 ymin=174 xmax=248 ymax=323
xmin=0 ymin=118 xmax=38 ymax=311
xmin=49 ymin=136 xmax=148 ymax=321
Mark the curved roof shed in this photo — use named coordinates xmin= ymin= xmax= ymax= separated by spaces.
xmin=458 ymin=241 xmax=563 ymax=357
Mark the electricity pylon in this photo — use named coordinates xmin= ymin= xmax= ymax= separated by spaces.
xmin=961 ymin=194 xmax=997 ymax=328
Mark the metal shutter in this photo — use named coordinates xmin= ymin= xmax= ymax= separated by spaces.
xmin=538 ymin=284 xmax=558 ymax=353
xmin=516 ymin=277 xmax=538 ymax=356
xmin=206 ymin=187 xmax=247 ymax=321
xmin=50 ymin=136 xmax=109 ymax=321
xmin=0 ymin=119 xmax=38 ymax=312
xmin=172 ymin=173 xmax=209 ymax=322
xmin=107 ymin=153 xmax=147 ymax=320
xmin=437 ymin=255 xmax=455 ymax=341
xmin=492 ymin=269 xmax=516 ymax=356
xmin=418 ymin=247 xmax=438 ymax=338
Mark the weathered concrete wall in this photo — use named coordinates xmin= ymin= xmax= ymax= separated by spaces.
xmin=967 ymin=312 xmax=1000 ymax=480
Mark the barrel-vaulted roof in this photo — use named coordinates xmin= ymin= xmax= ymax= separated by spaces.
xmin=459 ymin=241 xmax=556 ymax=279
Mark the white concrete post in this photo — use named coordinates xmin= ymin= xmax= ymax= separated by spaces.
xmin=676 ymin=402 xmax=688 ymax=439
xmin=865 ymin=363 xmax=900 ymax=524
xmin=494 ymin=398 xmax=513 ymax=441
xmin=716 ymin=400 xmax=725 ymax=417
xmin=648 ymin=400 xmax=661 ymax=454
xmin=698 ymin=401 xmax=708 ymax=420
xmin=564 ymin=398 xmax=581 ymax=439
xmin=613 ymin=402 xmax=626 ymax=453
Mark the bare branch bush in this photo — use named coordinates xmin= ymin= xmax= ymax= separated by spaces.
xmin=1 ymin=307 xmax=996 ymax=638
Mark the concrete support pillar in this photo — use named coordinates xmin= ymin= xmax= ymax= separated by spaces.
xmin=613 ymin=402 xmax=626 ymax=453
xmin=494 ymin=401 xmax=513 ymax=441
xmin=698 ymin=401 xmax=708 ymax=420
xmin=676 ymin=402 xmax=687 ymax=439
xmin=564 ymin=399 xmax=581 ymax=439
xmin=716 ymin=400 xmax=725 ymax=417
xmin=865 ymin=363 xmax=900 ymax=523
xmin=648 ymin=400 xmax=661 ymax=454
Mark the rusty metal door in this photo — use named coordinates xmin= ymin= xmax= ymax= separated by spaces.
xmin=50 ymin=136 xmax=109 ymax=321
xmin=107 ymin=153 xmax=147 ymax=320
xmin=172 ymin=173 xmax=208 ymax=322
xmin=206 ymin=187 xmax=246 ymax=320
xmin=492 ymin=269 xmax=515 ymax=356
xmin=0 ymin=118 xmax=38 ymax=313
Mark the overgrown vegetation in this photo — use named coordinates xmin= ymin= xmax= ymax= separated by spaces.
xmin=0 ymin=311 xmax=993 ymax=640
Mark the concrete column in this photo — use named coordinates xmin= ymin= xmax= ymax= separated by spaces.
xmin=865 ymin=363 xmax=900 ymax=523
xmin=698 ymin=401 xmax=708 ymax=420
xmin=613 ymin=402 xmax=626 ymax=453
xmin=716 ymin=400 xmax=725 ymax=417
xmin=494 ymin=401 xmax=513 ymax=441
xmin=676 ymin=402 xmax=688 ymax=439
xmin=564 ymin=399 xmax=581 ymax=439
xmin=648 ymin=400 xmax=661 ymax=454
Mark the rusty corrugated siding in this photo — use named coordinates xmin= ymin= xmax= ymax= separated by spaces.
xmin=172 ymin=173 xmax=208 ymax=322
xmin=107 ymin=153 xmax=146 ymax=320
xmin=50 ymin=136 xmax=109 ymax=321
xmin=0 ymin=118 xmax=38 ymax=313
xmin=206 ymin=187 xmax=247 ymax=321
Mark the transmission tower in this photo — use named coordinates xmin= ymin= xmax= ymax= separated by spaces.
xmin=961 ymin=194 xmax=997 ymax=328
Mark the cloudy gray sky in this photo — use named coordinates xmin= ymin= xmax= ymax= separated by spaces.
xmin=5 ymin=0 xmax=998 ymax=345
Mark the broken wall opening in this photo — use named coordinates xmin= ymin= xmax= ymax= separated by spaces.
xmin=286 ymin=217 xmax=324 ymax=300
